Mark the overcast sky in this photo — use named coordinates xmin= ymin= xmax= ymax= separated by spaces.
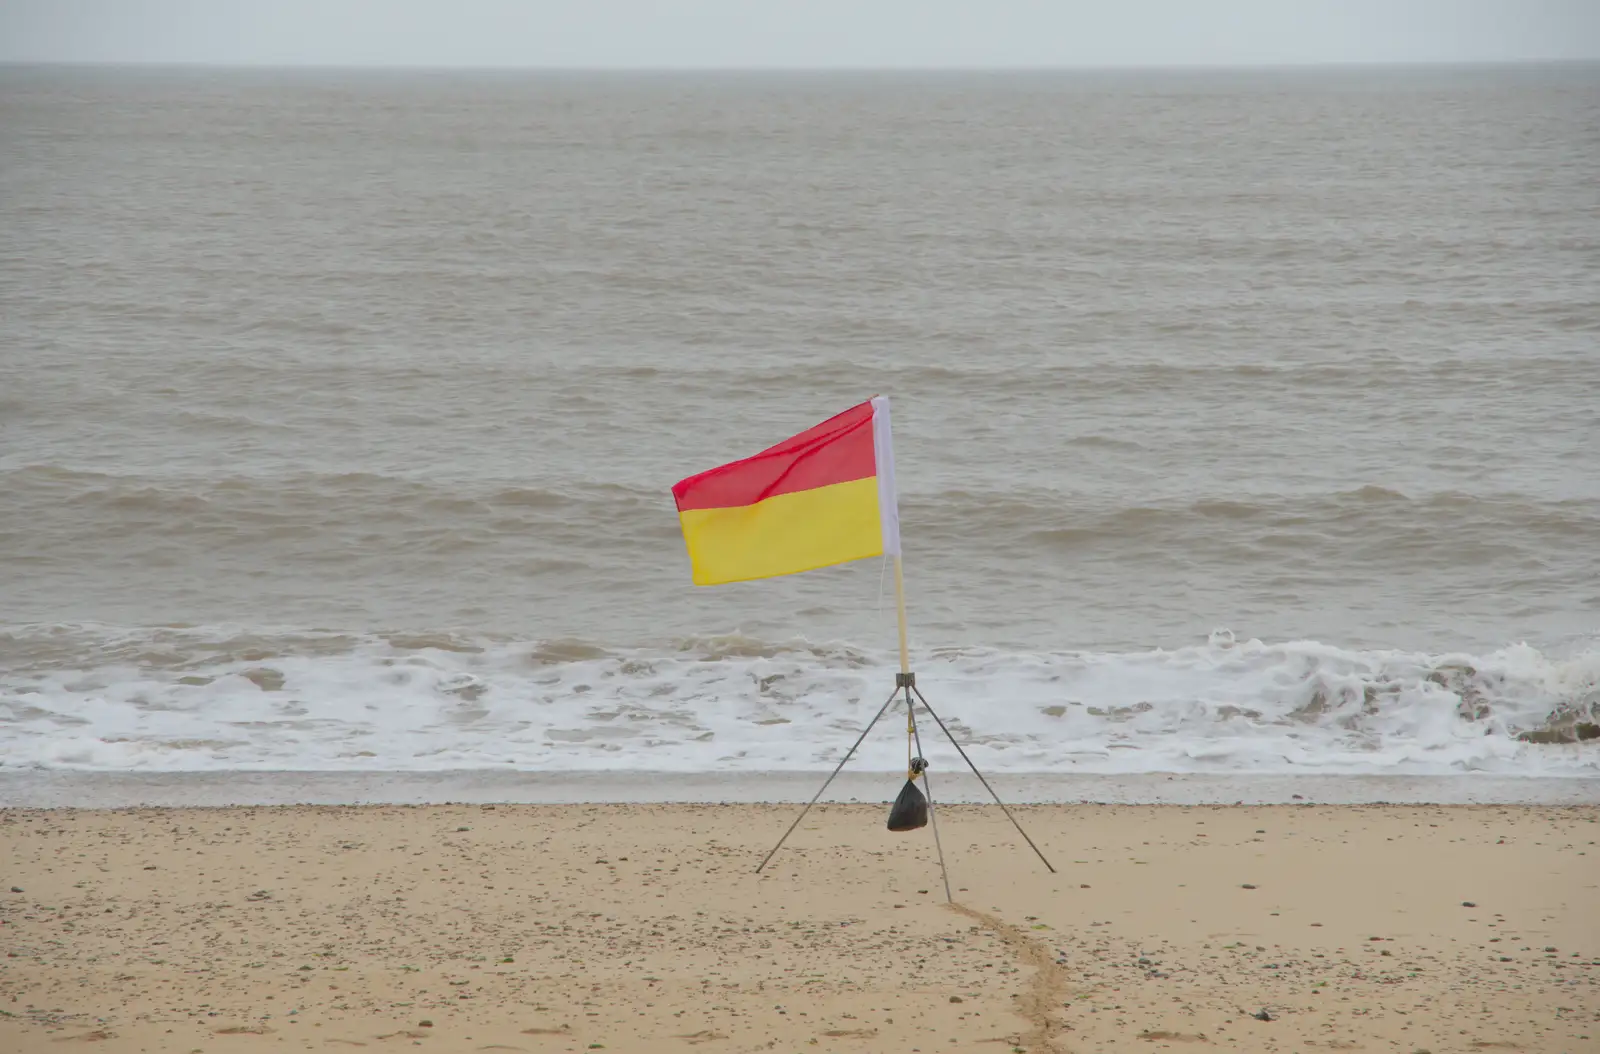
xmin=2 ymin=0 xmax=1597 ymax=68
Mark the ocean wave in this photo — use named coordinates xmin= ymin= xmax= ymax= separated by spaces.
xmin=934 ymin=488 xmax=1600 ymax=559
xmin=2 ymin=623 xmax=1595 ymax=776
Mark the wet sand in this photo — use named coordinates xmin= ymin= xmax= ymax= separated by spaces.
xmin=2 ymin=802 xmax=1596 ymax=1053
xmin=6 ymin=771 xmax=1600 ymax=809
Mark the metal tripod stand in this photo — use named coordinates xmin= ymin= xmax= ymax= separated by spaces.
xmin=754 ymin=672 xmax=1056 ymax=902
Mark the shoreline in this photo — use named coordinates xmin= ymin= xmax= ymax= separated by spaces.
xmin=2 ymin=768 xmax=1597 ymax=808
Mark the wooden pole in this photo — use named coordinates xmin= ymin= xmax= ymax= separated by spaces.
xmin=893 ymin=555 xmax=910 ymax=676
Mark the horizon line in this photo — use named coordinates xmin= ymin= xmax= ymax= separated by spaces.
xmin=3 ymin=57 xmax=1597 ymax=74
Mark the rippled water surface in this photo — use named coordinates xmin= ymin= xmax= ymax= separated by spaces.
xmin=3 ymin=65 xmax=1596 ymax=778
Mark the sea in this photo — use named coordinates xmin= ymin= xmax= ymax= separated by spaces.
xmin=2 ymin=63 xmax=1597 ymax=806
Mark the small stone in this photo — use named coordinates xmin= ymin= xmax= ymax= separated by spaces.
xmin=1079 ymin=883 xmax=1090 ymax=888
xmin=949 ymin=996 xmax=963 ymax=1003
xmin=9 ymin=887 xmax=20 ymax=893
xmin=1461 ymin=901 xmax=1476 ymax=908
xmin=1252 ymin=1009 xmax=1274 ymax=1021
xmin=1241 ymin=884 xmax=1257 ymax=890
xmin=418 ymin=1020 xmax=433 ymax=1028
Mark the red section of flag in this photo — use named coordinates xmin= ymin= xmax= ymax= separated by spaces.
xmin=671 ymin=401 xmax=876 ymax=512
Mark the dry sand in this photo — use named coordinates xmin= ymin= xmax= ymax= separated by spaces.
xmin=2 ymin=801 xmax=1596 ymax=1053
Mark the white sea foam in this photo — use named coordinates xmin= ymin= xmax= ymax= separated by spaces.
xmin=2 ymin=625 xmax=1595 ymax=776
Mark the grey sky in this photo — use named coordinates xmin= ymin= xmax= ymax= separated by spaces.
xmin=2 ymin=0 xmax=1597 ymax=68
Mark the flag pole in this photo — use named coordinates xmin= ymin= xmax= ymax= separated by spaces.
xmin=886 ymin=407 xmax=953 ymax=895
xmin=893 ymin=556 xmax=911 ymax=677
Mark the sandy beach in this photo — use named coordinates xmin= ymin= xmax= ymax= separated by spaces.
xmin=2 ymin=801 xmax=1596 ymax=1053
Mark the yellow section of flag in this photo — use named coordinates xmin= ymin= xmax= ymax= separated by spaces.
xmin=677 ymin=476 xmax=884 ymax=586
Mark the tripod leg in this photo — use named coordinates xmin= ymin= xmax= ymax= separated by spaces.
xmin=908 ymin=696 xmax=954 ymax=903
xmin=912 ymin=686 xmax=1056 ymax=874
xmin=755 ymin=686 xmax=900 ymax=874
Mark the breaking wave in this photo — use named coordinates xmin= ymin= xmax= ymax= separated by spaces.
xmin=2 ymin=624 xmax=1595 ymax=776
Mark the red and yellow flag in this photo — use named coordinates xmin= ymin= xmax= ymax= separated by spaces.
xmin=671 ymin=396 xmax=901 ymax=585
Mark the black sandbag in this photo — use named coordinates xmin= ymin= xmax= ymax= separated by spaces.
xmin=886 ymin=778 xmax=929 ymax=831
